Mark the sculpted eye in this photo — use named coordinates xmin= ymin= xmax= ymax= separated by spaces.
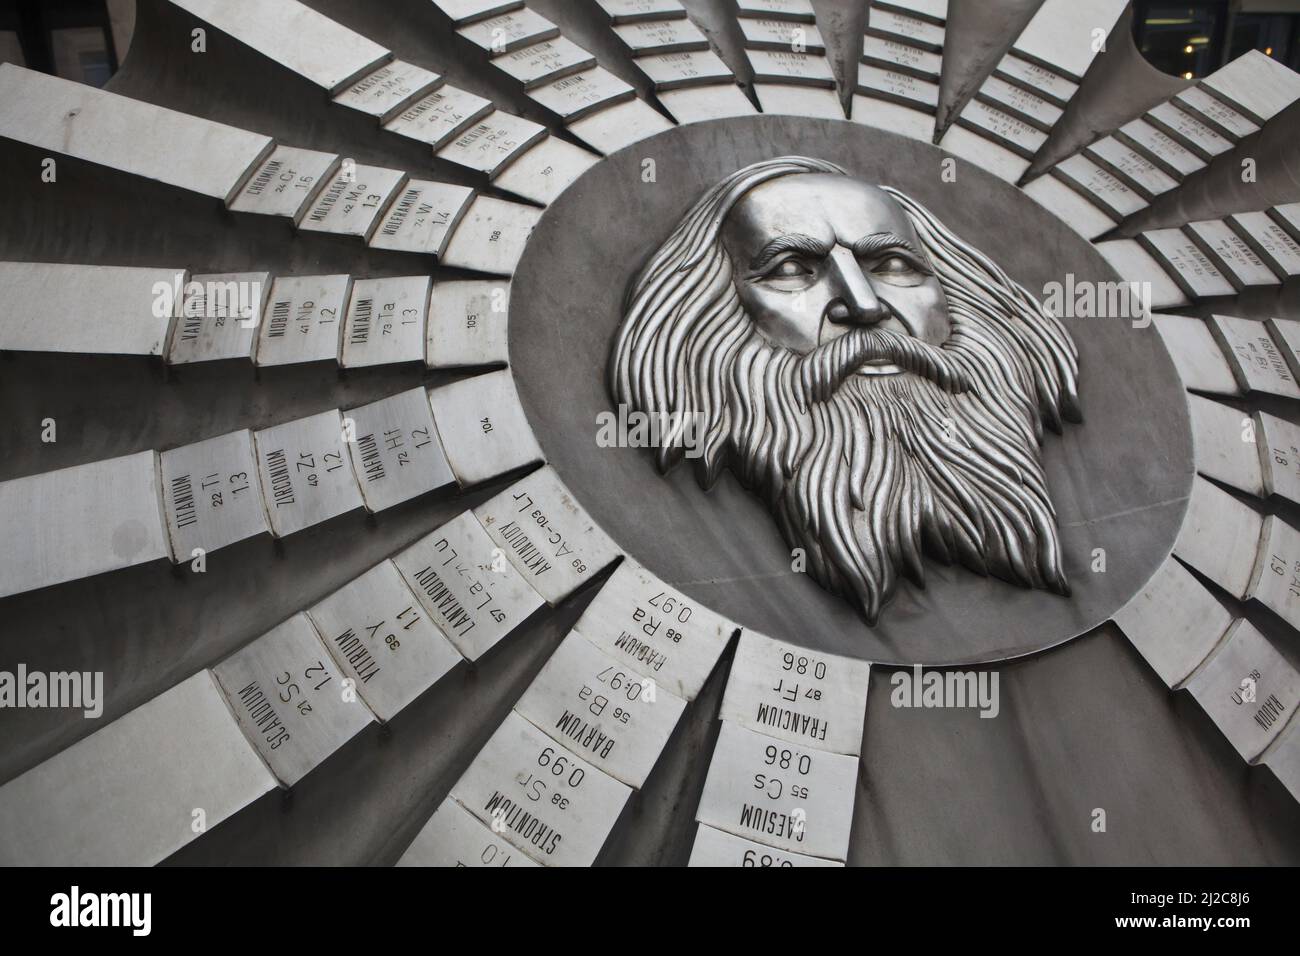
xmin=770 ymin=259 xmax=812 ymax=278
xmin=874 ymin=255 xmax=915 ymax=275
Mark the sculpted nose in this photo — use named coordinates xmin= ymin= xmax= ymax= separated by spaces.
xmin=825 ymin=246 xmax=888 ymax=326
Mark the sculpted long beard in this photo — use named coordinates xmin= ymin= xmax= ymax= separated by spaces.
xmin=725 ymin=323 xmax=1069 ymax=624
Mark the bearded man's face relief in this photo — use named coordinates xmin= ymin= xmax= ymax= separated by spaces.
xmin=609 ymin=157 xmax=1082 ymax=625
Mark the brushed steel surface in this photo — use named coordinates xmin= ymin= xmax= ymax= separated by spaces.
xmin=254 ymin=273 xmax=351 ymax=367
xmin=368 ymin=179 xmax=475 ymax=258
xmin=426 ymin=279 xmax=511 ymax=369
xmin=229 ymin=145 xmax=342 ymax=221
xmin=343 ymin=386 xmax=456 ymax=512
xmin=427 ymin=369 xmax=544 ymax=487
xmin=340 ymin=275 xmax=431 ymax=368
xmin=396 ymin=798 xmax=542 ymax=866
xmin=159 ymin=428 xmax=269 ymax=561
xmin=253 ymin=408 xmax=363 ymax=537
xmin=689 ymin=823 xmax=843 ymax=866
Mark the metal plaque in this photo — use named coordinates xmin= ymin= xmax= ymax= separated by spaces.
xmin=873 ymin=0 xmax=947 ymax=21
xmin=938 ymin=123 xmax=1031 ymax=182
xmin=1094 ymin=239 xmax=1188 ymax=310
xmin=1146 ymin=100 xmax=1233 ymax=162
xmin=426 ymin=279 xmax=510 ymax=368
xmin=437 ymin=0 xmax=524 ymax=26
xmin=473 ymin=465 xmax=622 ymax=605
xmin=1185 ymin=219 xmax=1280 ymax=291
xmin=1172 ymin=476 xmax=1264 ymax=600
xmin=736 ymin=0 xmax=815 ymax=21
xmin=861 ymin=35 xmax=941 ymax=81
xmin=1185 ymin=394 xmax=1265 ymax=498
xmin=954 ymin=99 xmax=1047 ymax=159
xmin=340 ymin=275 xmax=431 ymax=368
xmin=440 ymin=195 xmax=542 ymax=274
xmin=865 ymin=9 xmax=944 ymax=51
xmin=695 ymin=721 xmax=857 ymax=861
xmin=0 ymin=671 xmax=276 ymax=866
xmin=1271 ymin=202 xmax=1300 ymax=242
xmin=343 ymin=387 xmax=455 ymax=513
xmin=333 ymin=59 xmax=443 ymax=124
xmin=615 ymin=18 xmax=709 ymax=55
xmin=1174 ymin=85 xmax=1259 ymax=140
xmin=1211 ymin=313 xmax=1300 ymax=399
xmin=493 ymin=135 xmax=599 ymax=205
xmin=1138 ymin=228 xmax=1236 ymax=300
xmin=851 ymin=93 xmax=940 ymax=142
xmin=742 ymin=18 xmax=826 ymax=54
xmin=457 ymin=8 xmax=559 ymax=53
xmin=450 ymin=710 xmax=632 ymax=866
xmin=747 ymin=50 xmax=836 ymax=88
xmin=1022 ymin=172 xmax=1118 ymax=240
xmin=1265 ymin=316 xmax=1300 ymax=384
xmin=1185 ymin=619 xmax=1300 ymax=762
xmin=253 ymin=409 xmax=363 ymax=537
xmin=1259 ymin=411 xmax=1300 ymax=505
xmin=427 ymin=369 xmax=544 ymax=487
xmin=306 ymin=559 xmax=462 ymax=721
xmin=383 ymin=86 xmax=495 ymax=149
xmin=596 ymin=0 xmax=687 ymax=23
xmin=515 ymin=630 xmax=688 ymax=788
xmin=1115 ymin=117 xmax=1206 ymax=179
xmin=1202 ymin=49 xmax=1300 ymax=124
xmin=1150 ymin=313 xmax=1239 ymax=395
xmin=369 ymin=179 xmax=475 ymax=258
xmin=396 ymin=799 xmax=541 ymax=866
xmin=994 ymin=53 xmax=1077 ymax=107
xmin=167 ymin=271 xmax=271 ymax=364
xmin=213 ymin=613 xmax=376 ymax=788
xmin=1084 ymin=136 xmax=1179 ymax=201
xmin=1227 ymin=211 xmax=1300 ymax=280
xmin=0 ymin=451 xmax=169 ymax=599
xmin=573 ymin=559 xmax=735 ymax=702
xmin=229 ymin=145 xmax=341 ymax=221
xmin=688 ymin=823 xmax=843 ymax=867
xmin=254 ymin=274 xmax=351 ymax=367
xmin=856 ymin=65 xmax=939 ymax=111
xmin=1051 ymin=154 xmax=1147 ymax=220
xmin=160 ymin=429 xmax=269 ymax=561
xmin=392 ymin=510 xmax=543 ymax=660
xmin=1247 ymin=516 xmax=1300 ymax=632
xmin=638 ymin=49 xmax=736 ymax=90
xmin=657 ymin=84 xmax=757 ymax=123
xmin=976 ymin=75 xmax=1062 ymax=131
xmin=298 ymin=163 xmax=407 ymax=240
xmin=0 ymin=63 xmax=274 ymax=202
xmin=719 ymin=630 xmax=871 ymax=756
xmin=0 ymin=261 xmax=182 ymax=357
xmin=527 ymin=68 xmax=636 ymax=123
xmin=434 ymin=111 xmax=549 ymax=177
xmin=1010 ymin=0 xmax=1126 ymax=82
xmin=492 ymin=38 xmax=596 ymax=89
xmin=1112 ymin=557 xmax=1234 ymax=690
xmin=753 ymin=84 xmax=845 ymax=119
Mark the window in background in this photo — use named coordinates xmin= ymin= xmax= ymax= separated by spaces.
xmin=1133 ymin=2 xmax=1229 ymax=78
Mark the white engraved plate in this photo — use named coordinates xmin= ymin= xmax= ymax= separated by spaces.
xmin=977 ymin=75 xmax=1061 ymax=131
xmin=1084 ymin=136 xmax=1178 ymax=201
xmin=956 ymin=98 xmax=1047 ymax=159
xmin=451 ymin=710 xmax=632 ymax=866
xmin=428 ymin=370 xmax=543 ymax=486
xmin=1173 ymin=476 xmax=1264 ymax=599
xmin=616 ymin=18 xmax=709 ymax=55
xmin=1185 ymin=394 xmax=1265 ymax=498
xmin=253 ymin=409 xmax=362 ymax=537
xmin=865 ymin=9 xmax=944 ymax=51
xmin=473 ymin=465 xmax=622 ymax=604
xmin=1248 ymin=517 xmax=1300 ymax=632
xmin=515 ymin=631 xmax=688 ymax=787
xmin=861 ymin=35 xmax=941 ymax=81
xmin=396 ymin=799 xmax=542 ymax=867
xmin=393 ymin=510 xmax=543 ymax=660
xmin=0 ymin=451 xmax=169 ymax=599
xmin=426 ymin=279 xmax=510 ymax=368
xmin=597 ymin=0 xmax=686 ymax=23
xmin=747 ymin=49 xmax=835 ymax=87
xmin=638 ymin=49 xmax=735 ymax=90
xmin=1138 ymin=228 xmax=1236 ymax=300
xmin=737 ymin=0 xmax=815 ymax=21
xmin=1265 ymin=316 xmax=1300 ymax=384
xmin=1115 ymin=117 xmax=1205 ymax=179
xmin=435 ymin=111 xmax=548 ymax=177
xmin=213 ymin=613 xmax=375 ymax=788
xmin=1112 ymin=557 xmax=1234 ymax=689
xmin=1270 ymin=202 xmax=1300 ymax=242
xmin=528 ymin=68 xmax=635 ymax=122
xmin=742 ymin=18 xmax=826 ymax=54
xmin=344 ymin=387 xmax=454 ymax=512
xmin=229 ymin=145 xmax=341 ymax=220
xmin=370 ymin=180 xmax=475 ymax=258
xmin=0 ymin=671 xmax=276 ymax=866
xmin=994 ymin=53 xmax=1076 ymax=107
xmin=1211 ymin=313 xmax=1300 ymax=399
xmin=1011 ymin=0 xmax=1126 ymax=81
xmin=383 ymin=85 xmax=494 ymax=149
xmin=168 ymin=271 xmax=271 ymax=365
xmin=1094 ymin=239 xmax=1187 ymax=310
xmin=492 ymin=38 xmax=595 ymax=89
xmin=856 ymin=65 xmax=938 ymax=111
xmin=696 ymin=721 xmax=857 ymax=860
xmin=1229 ymin=212 xmax=1300 ymax=280
xmin=873 ymin=0 xmax=948 ymax=21
xmin=1186 ymin=219 xmax=1279 ymax=291
xmin=299 ymin=163 xmax=406 ymax=240
xmin=457 ymin=8 xmax=558 ymax=53
xmin=437 ymin=0 xmax=524 ymax=25
xmin=1021 ymin=173 xmax=1117 ymax=239
xmin=333 ymin=60 xmax=443 ymax=124
xmin=658 ymin=84 xmax=757 ymax=123
xmin=719 ymin=630 xmax=871 ymax=756
xmin=1174 ymin=85 xmax=1259 ymax=141
xmin=307 ymin=559 xmax=461 ymax=721
xmin=0 ymin=64 xmax=273 ymax=202
xmin=1051 ymin=154 xmax=1147 ymax=219
xmin=0 ymin=262 xmax=182 ymax=357
xmin=1186 ymin=619 xmax=1300 ymax=761
xmin=688 ymin=823 xmax=843 ymax=867
xmin=440 ymin=196 xmax=542 ymax=274
xmin=573 ymin=559 xmax=734 ymax=701
xmin=254 ymin=274 xmax=351 ymax=367
xmin=1259 ymin=411 xmax=1300 ymax=505
xmin=1151 ymin=313 xmax=1239 ymax=395
xmin=341 ymin=275 xmax=430 ymax=368
xmin=1202 ymin=49 xmax=1300 ymax=124
xmin=493 ymin=134 xmax=599 ymax=206
xmin=1147 ymin=101 xmax=1232 ymax=161
xmin=160 ymin=429 xmax=269 ymax=561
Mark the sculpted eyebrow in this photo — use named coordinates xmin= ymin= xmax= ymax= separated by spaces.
xmin=852 ymin=231 xmax=930 ymax=265
xmin=747 ymin=233 xmax=831 ymax=272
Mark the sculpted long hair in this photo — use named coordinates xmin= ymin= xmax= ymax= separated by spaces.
xmin=608 ymin=156 xmax=1081 ymax=623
